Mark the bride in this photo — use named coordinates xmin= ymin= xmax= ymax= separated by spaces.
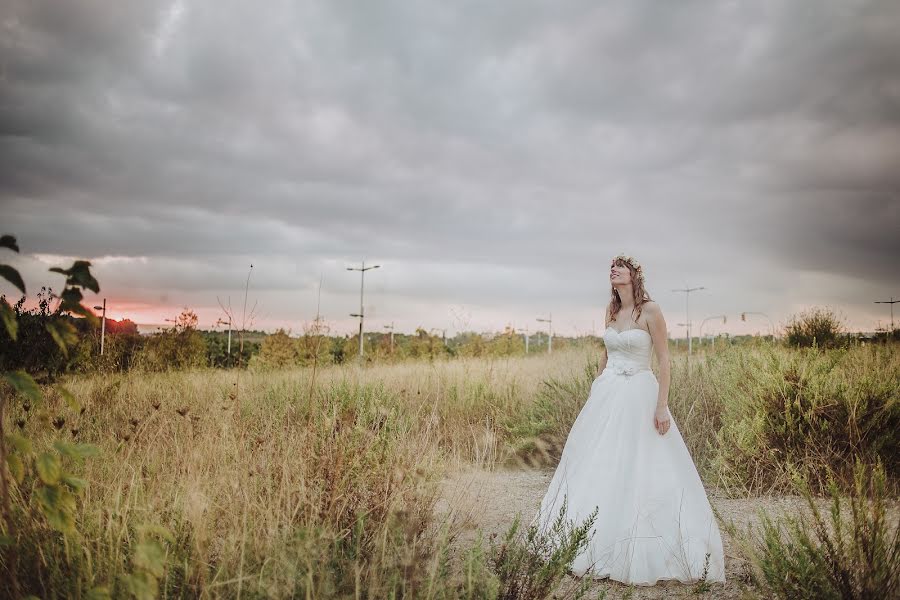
xmin=531 ymin=253 xmax=726 ymax=586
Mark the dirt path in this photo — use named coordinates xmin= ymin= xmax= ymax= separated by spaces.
xmin=433 ymin=466 xmax=821 ymax=599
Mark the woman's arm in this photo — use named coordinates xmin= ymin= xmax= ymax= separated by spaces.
xmin=645 ymin=302 xmax=672 ymax=434
xmin=596 ymin=303 xmax=611 ymax=377
xmin=596 ymin=347 xmax=608 ymax=378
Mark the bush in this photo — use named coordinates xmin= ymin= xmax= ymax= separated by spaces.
xmin=785 ymin=306 xmax=849 ymax=349
xmin=0 ymin=288 xmax=73 ymax=379
xmin=712 ymin=342 xmax=900 ymax=496
xmin=494 ymin=501 xmax=599 ymax=600
xmin=458 ymin=498 xmax=600 ymax=600
xmin=133 ymin=308 xmax=207 ymax=371
xmin=723 ymin=459 xmax=900 ymax=599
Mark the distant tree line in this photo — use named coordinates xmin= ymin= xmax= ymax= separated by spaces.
xmin=0 ymin=289 xmax=600 ymax=376
xmin=3 ymin=286 xmax=890 ymax=379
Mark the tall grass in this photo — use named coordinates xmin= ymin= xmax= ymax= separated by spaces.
xmin=1 ymin=349 xmax=593 ymax=597
xmin=708 ymin=342 xmax=899 ymax=496
xmin=7 ymin=373 xmax=450 ymax=596
xmin=3 ymin=339 xmax=898 ymax=596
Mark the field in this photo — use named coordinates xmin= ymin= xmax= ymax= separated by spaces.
xmin=2 ymin=339 xmax=898 ymax=599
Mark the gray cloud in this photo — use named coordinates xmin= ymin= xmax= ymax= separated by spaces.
xmin=1 ymin=0 xmax=898 ymax=334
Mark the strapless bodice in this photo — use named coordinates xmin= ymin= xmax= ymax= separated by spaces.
xmin=602 ymin=327 xmax=653 ymax=376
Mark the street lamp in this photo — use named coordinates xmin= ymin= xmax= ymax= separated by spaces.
xmin=216 ymin=317 xmax=232 ymax=355
xmin=347 ymin=260 xmax=380 ymax=359
xmin=383 ymin=321 xmax=395 ymax=355
xmin=874 ymin=297 xmax=898 ymax=331
xmin=517 ymin=326 xmax=530 ymax=354
xmin=536 ymin=313 xmax=552 ymax=354
xmin=92 ymin=298 xmax=106 ymax=356
xmin=672 ymin=285 xmax=705 ymax=357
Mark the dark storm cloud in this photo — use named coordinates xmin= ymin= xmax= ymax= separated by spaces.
xmin=1 ymin=0 xmax=898 ymax=332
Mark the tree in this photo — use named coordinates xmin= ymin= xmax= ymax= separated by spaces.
xmin=136 ymin=307 xmax=208 ymax=370
xmin=251 ymin=328 xmax=300 ymax=370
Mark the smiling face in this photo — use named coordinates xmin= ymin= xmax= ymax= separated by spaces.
xmin=609 ymin=260 xmax=634 ymax=286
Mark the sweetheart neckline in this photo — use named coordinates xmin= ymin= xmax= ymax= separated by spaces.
xmin=605 ymin=326 xmax=651 ymax=337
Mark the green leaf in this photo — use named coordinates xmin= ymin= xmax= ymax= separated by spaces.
xmin=46 ymin=319 xmax=78 ymax=357
xmin=0 ymin=264 xmax=25 ymax=295
xmin=49 ymin=260 xmax=99 ymax=293
xmin=35 ymin=485 xmax=77 ymax=534
xmin=44 ymin=503 xmax=76 ymax=534
xmin=35 ymin=484 xmax=62 ymax=507
xmin=0 ymin=297 xmax=17 ymax=341
xmin=121 ymin=571 xmax=158 ymax=600
xmin=57 ymin=285 xmax=83 ymax=307
xmin=6 ymin=453 xmax=24 ymax=483
xmin=54 ymin=440 xmax=100 ymax=459
xmin=0 ymin=534 xmax=14 ymax=547
xmin=78 ymin=443 xmax=101 ymax=458
xmin=4 ymin=370 xmax=43 ymax=405
xmin=0 ymin=235 xmax=19 ymax=252
xmin=134 ymin=540 xmax=167 ymax=578
xmin=36 ymin=452 xmax=62 ymax=484
xmin=56 ymin=288 xmax=99 ymax=327
xmin=55 ymin=384 xmax=81 ymax=413
xmin=62 ymin=475 xmax=87 ymax=492
xmin=136 ymin=523 xmax=175 ymax=544
xmin=6 ymin=432 xmax=32 ymax=455
xmin=86 ymin=586 xmax=112 ymax=600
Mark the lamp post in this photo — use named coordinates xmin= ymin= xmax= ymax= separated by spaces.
xmin=517 ymin=326 xmax=530 ymax=354
xmin=383 ymin=321 xmax=395 ymax=355
xmin=216 ymin=317 xmax=232 ymax=355
xmin=874 ymin=297 xmax=898 ymax=331
xmin=347 ymin=260 xmax=380 ymax=359
xmin=672 ymin=285 xmax=705 ymax=357
xmin=92 ymin=299 xmax=106 ymax=356
xmin=675 ymin=322 xmax=690 ymax=349
xmin=536 ymin=313 xmax=552 ymax=354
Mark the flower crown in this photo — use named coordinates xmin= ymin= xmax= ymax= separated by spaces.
xmin=611 ymin=253 xmax=644 ymax=282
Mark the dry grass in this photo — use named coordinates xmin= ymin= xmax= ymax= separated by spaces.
xmin=2 ymin=339 xmax=897 ymax=598
xmin=3 ymin=348 xmax=591 ymax=597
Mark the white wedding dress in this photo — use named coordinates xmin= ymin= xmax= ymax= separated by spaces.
xmin=531 ymin=325 xmax=726 ymax=586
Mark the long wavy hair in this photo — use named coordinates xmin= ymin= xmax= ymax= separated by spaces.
xmin=609 ymin=256 xmax=652 ymax=324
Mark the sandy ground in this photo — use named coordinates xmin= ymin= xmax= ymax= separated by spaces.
xmin=432 ymin=466 xmax=840 ymax=600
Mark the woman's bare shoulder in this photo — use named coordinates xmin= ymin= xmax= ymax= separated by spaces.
xmin=642 ymin=301 xmax=667 ymax=328
xmin=642 ymin=300 xmax=661 ymax=314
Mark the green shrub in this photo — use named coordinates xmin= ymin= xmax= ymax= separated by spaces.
xmin=785 ymin=306 xmax=849 ymax=349
xmin=723 ymin=459 xmax=900 ymax=599
xmin=133 ymin=309 xmax=207 ymax=371
xmin=492 ymin=500 xmax=599 ymax=600
xmin=458 ymin=498 xmax=601 ymax=600
xmin=712 ymin=343 xmax=899 ymax=495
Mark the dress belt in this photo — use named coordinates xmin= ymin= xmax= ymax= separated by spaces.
xmin=605 ymin=362 xmax=651 ymax=377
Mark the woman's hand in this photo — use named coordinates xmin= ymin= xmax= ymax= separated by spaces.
xmin=654 ymin=405 xmax=671 ymax=435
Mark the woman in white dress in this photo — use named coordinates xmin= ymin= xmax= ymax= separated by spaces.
xmin=531 ymin=253 xmax=726 ymax=586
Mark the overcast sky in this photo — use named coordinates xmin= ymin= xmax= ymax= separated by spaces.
xmin=2 ymin=0 xmax=898 ymax=337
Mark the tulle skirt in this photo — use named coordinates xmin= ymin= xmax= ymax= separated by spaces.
xmin=531 ymin=369 xmax=726 ymax=586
